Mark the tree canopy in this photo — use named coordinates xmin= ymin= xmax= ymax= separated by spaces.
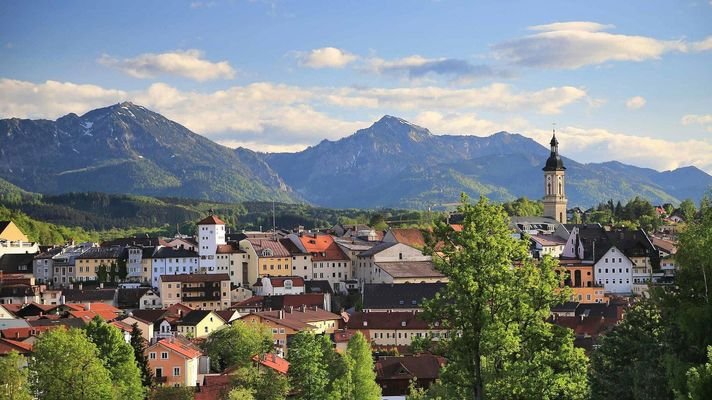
xmin=202 ymin=321 xmax=274 ymax=372
xmin=29 ymin=328 xmax=114 ymax=400
xmin=423 ymin=195 xmax=589 ymax=400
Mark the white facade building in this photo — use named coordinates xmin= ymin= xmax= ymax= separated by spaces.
xmin=594 ymin=246 xmax=633 ymax=294
xmin=197 ymin=215 xmax=226 ymax=273
xmin=150 ymin=247 xmax=199 ymax=288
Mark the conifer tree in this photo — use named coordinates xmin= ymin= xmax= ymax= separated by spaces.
xmin=130 ymin=322 xmax=154 ymax=388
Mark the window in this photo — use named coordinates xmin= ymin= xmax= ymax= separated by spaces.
xmin=173 ymin=367 xmax=180 ymax=376
xmin=161 ymin=352 xmax=168 ymax=359
xmin=149 ymin=352 xmax=156 ymax=359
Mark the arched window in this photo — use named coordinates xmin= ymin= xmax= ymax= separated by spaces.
xmin=261 ymin=249 xmax=273 ymax=257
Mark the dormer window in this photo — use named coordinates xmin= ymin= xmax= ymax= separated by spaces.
xmin=261 ymin=249 xmax=274 ymax=257
xmin=284 ymin=280 xmax=293 ymax=290
xmin=401 ymin=321 xmax=406 ymax=327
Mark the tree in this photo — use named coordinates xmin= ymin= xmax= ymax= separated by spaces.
xmin=117 ymin=258 xmax=128 ymax=282
xmin=228 ymin=387 xmax=256 ymax=400
xmin=30 ymin=328 xmax=114 ymax=400
xmin=84 ymin=317 xmax=145 ymax=400
xmin=97 ymin=263 xmax=108 ymax=283
xmin=149 ymin=386 xmax=194 ymax=400
xmin=423 ymin=195 xmax=588 ymax=400
xmin=347 ymin=332 xmax=381 ymax=400
xmin=588 ymin=300 xmax=671 ymax=400
xmin=202 ymin=321 xmax=273 ymax=372
xmin=288 ymin=332 xmax=329 ymax=400
xmin=679 ymin=198 xmax=697 ymax=222
xmin=109 ymin=261 xmax=118 ymax=283
xmin=130 ymin=322 xmax=154 ymax=388
xmin=687 ymin=346 xmax=712 ymax=400
xmin=0 ymin=351 xmax=32 ymax=400
xmin=653 ymin=197 xmax=712 ymax=395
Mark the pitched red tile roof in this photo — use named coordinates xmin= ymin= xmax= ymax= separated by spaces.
xmin=252 ymin=353 xmax=289 ymax=375
xmin=388 ymin=228 xmax=426 ymax=248
xmin=197 ymin=215 xmax=225 ymax=225
xmin=265 ymin=276 xmax=305 ymax=288
xmin=299 ymin=234 xmax=349 ymax=262
xmin=216 ymin=243 xmax=244 ymax=254
xmin=0 ymin=338 xmax=33 ymax=354
xmin=247 ymin=239 xmax=291 ymax=258
xmin=154 ymin=338 xmax=202 ymax=359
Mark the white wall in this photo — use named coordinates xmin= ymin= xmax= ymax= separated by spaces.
xmin=594 ymin=247 xmax=633 ymax=293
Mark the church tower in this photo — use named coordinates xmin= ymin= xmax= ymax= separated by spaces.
xmin=543 ymin=130 xmax=567 ymax=223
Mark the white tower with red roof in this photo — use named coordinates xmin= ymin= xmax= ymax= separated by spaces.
xmin=197 ymin=211 xmax=226 ymax=273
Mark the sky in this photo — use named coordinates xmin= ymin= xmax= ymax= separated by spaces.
xmin=1 ymin=0 xmax=711 ymax=173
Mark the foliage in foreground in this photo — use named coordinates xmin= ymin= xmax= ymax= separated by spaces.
xmin=422 ymin=195 xmax=589 ymax=400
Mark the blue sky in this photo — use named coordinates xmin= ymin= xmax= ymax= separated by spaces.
xmin=1 ymin=0 xmax=711 ymax=172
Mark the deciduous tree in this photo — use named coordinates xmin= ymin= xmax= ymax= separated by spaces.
xmin=30 ymin=328 xmax=114 ymax=400
xmin=0 ymin=351 xmax=32 ymax=400
xmin=424 ymin=195 xmax=588 ymax=400
xmin=288 ymin=332 xmax=329 ymax=400
xmin=202 ymin=321 xmax=273 ymax=372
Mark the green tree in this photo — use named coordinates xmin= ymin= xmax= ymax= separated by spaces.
xmin=149 ymin=386 xmax=194 ymax=400
xmin=117 ymin=258 xmax=128 ymax=282
xmin=424 ymin=195 xmax=588 ymax=400
xmin=30 ymin=328 xmax=114 ymax=400
xmin=679 ymin=198 xmax=697 ymax=222
xmin=84 ymin=317 xmax=145 ymax=400
xmin=228 ymin=387 xmax=256 ymax=400
xmin=0 ymin=351 xmax=32 ymax=400
xmin=347 ymin=332 xmax=381 ymax=400
xmin=202 ymin=321 xmax=273 ymax=372
xmin=654 ymin=197 xmax=712 ymax=395
xmin=130 ymin=322 xmax=154 ymax=388
xmin=109 ymin=261 xmax=118 ymax=283
xmin=687 ymin=346 xmax=712 ymax=400
xmin=97 ymin=263 xmax=108 ymax=283
xmin=502 ymin=197 xmax=543 ymax=217
xmin=288 ymin=332 xmax=329 ymax=400
xmin=589 ymin=300 xmax=671 ymax=400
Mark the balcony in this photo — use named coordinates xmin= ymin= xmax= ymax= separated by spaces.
xmin=154 ymin=376 xmax=167 ymax=384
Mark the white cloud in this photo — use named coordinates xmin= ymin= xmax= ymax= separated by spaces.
xmin=625 ymin=96 xmax=646 ymax=110
xmin=296 ymin=47 xmax=357 ymax=69
xmin=682 ymin=114 xmax=712 ymax=133
xmin=98 ymin=49 xmax=235 ymax=81
xmin=0 ymin=78 xmax=127 ymax=119
xmin=327 ymin=83 xmax=587 ymax=114
xmin=492 ymin=21 xmax=689 ymax=69
xmin=412 ymin=111 xmax=529 ymax=135
xmin=691 ymin=35 xmax=712 ymax=52
xmin=528 ymin=126 xmax=712 ymax=173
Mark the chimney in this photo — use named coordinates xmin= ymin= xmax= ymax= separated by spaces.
xmin=85 ymin=303 xmax=91 ymax=311
xmin=60 ymin=295 xmax=65 ymax=305
xmin=99 ymin=282 xmax=104 ymax=289
xmin=78 ymin=283 xmax=83 ymax=290
xmin=278 ymin=310 xmax=285 ymax=319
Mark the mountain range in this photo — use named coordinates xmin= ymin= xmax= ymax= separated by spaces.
xmin=1 ymin=103 xmax=710 ymax=209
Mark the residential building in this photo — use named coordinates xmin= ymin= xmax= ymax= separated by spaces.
xmin=356 ymin=242 xmax=445 ymax=286
xmin=253 ymin=276 xmax=305 ymax=296
xmin=140 ymin=246 xmax=156 ymax=284
xmin=559 ymin=260 xmax=608 ymax=304
xmin=160 ymin=273 xmax=231 ymax=310
xmin=33 ymin=247 xmax=62 ymax=284
xmin=530 ymin=234 xmax=567 ymax=259
xmin=146 ymin=337 xmax=202 ymax=387
xmin=125 ymin=246 xmax=143 ymax=282
xmin=150 ymin=247 xmax=199 ymax=288
xmin=139 ymin=289 xmax=162 ymax=309
xmin=50 ymin=243 xmax=93 ymax=286
xmin=0 ymin=253 xmax=35 ymax=279
xmin=239 ymin=238 xmax=292 ymax=284
xmin=175 ymin=310 xmax=226 ymax=338
xmin=376 ymin=355 xmax=446 ymax=396
xmin=0 ymin=221 xmax=39 ymax=258
xmin=231 ymin=293 xmax=331 ymax=314
xmin=240 ymin=307 xmax=341 ymax=357
xmin=346 ymin=311 xmax=448 ymax=347
xmin=215 ymin=242 xmax=248 ymax=287
xmin=197 ymin=214 xmax=227 ymax=273
xmin=297 ymin=233 xmax=351 ymax=291
xmin=383 ymin=228 xmax=426 ymax=249
xmin=281 ymin=237 xmax=312 ymax=281
xmin=74 ymin=247 xmax=122 ymax=282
